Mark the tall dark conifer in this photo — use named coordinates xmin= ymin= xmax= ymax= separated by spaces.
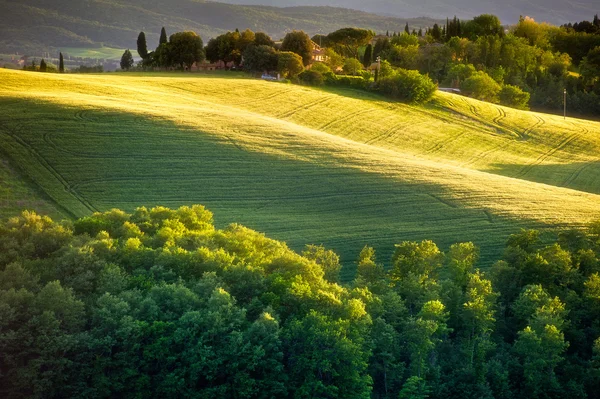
xmin=405 ymin=23 xmax=410 ymax=34
xmin=363 ymin=44 xmax=373 ymax=68
xmin=160 ymin=27 xmax=168 ymax=45
xmin=59 ymin=52 xmax=64 ymax=73
xmin=137 ymin=32 xmax=148 ymax=59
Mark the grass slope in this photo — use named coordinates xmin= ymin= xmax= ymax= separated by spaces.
xmin=1 ymin=69 xmax=600 ymax=279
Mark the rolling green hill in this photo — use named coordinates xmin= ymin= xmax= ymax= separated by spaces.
xmin=0 ymin=0 xmax=439 ymax=54
xmin=223 ymin=0 xmax=599 ymax=25
xmin=2 ymin=68 xmax=600 ymax=279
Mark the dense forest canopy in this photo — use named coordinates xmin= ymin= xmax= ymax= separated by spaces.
xmin=3 ymin=205 xmax=600 ymax=398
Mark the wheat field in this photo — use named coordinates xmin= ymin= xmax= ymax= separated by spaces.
xmin=1 ymin=69 xmax=599 ymax=278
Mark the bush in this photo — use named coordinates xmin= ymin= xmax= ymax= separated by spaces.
xmin=499 ymin=84 xmax=530 ymax=110
xmin=298 ymin=70 xmax=324 ymax=86
xmin=335 ymin=75 xmax=369 ymax=89
xmin=377 ymin=68 xmax=437 ymax=103
xmin=310 ymin=62 xmax=331 ymax=74
xmin=461 ymin=71 xmax=501 ymax=102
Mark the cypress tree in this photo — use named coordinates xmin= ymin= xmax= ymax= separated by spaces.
xmin=160 ymin=27 xmax=168 ymax=45
xmin=137 ymin=31 xmax=148 ymax=59
xmin=39 ymin=58 xmax=47 ymax=72
xmin=431 ymin=24 xmax=442 ymax=41
xmin=363 ymin=44 xmax=373 ymax=68
xmin=418 ymin=28 xmax=423 ymax=37
xmin=386 ymin=30 xmax=389 ymax=37
xmin=405 ymin=23 xmax=410 ymax=34
xmin=59 ymin=52 xmax=64 ymax=73
xmin=594 ymin=14 xmax=600 ymax=28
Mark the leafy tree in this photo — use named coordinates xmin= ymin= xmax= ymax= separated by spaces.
xmin=343 ymin=57 xmax=363 ymax=75
xmin=281 ymin=30 xmax=314 ymax=66
xmin=59 ymin=52 xmax=64 ymax=73
xmin=302 ymin=244 xmax=341 ymax=283
xmin=324 ymin=48 xmax=343 ymax=71
xmin=169 ymin=31 xmax=204 ymax=70
xmin=243 ymin=44 xmax=278 ymax=73
xmin=499 ymin=84 xmax=530 ymax=110
xmin=463 ymin=14 xmax=505 ymax=40
xmin=254 ymin=31 xmax=275 ymax=47
xmin=277 ymin=51 xmax=304 ymax=78
xmin=39 ymin=58 xmax=47 ymax=72
xmin=392 ymin=32 xmax=419 ymax=47
xmin=461 ymin=71 xmax=502 ymax=102
xmin=137 ymin=31 xmax=148 ymax=59
xmin=378 ymin=68 xmax=437 ymax=104
xmin=326 ymin=28 xmax=374 ymax=59
xmin=120 ymin=49 xmax=134 ymax=71
xmin=385 ymin=45 xmax=420 ymax=69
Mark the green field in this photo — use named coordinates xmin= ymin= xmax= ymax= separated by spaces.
xmin=61 ymin=47 xmax=126 ymax=60
xmin=1 ymin=69 xmax=600 ymax=279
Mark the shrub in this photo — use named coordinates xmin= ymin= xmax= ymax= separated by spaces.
xmin=310 ymin=62 xmax=331 ymax=74
xmin=499 ymin=84 xmax=530 ymax=110
xmin=377 ymin=68 xmax=437 ymax=103
xmin=298 ymin=70 xmax=324 ymax=86
xmin=461 ymin=70 xmax=501 ymax=102
xmin=343 ymin=58 xmax=363 ymax=75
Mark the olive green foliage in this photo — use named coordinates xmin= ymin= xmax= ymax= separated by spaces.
xmin=4 ymin=209 xmax=600 ymax=398
xmin=309 ymin=62 xmax=331 ymax=74
xmin=461 ymin=70 xmax=501 ymax=102
xmin=168 ymin=31 xmax=205 ymax=70
xmin=298 ymin=70 xmax=324 ymax=86
xmin=243 ymin=45 xmax=278 ymax=73
xmin=499 ymin=84 xmax=531 ymax=110
xmin=462 ymin=14 xmax=504 ymax=40
xmin=277 ymin=51 xmax=304 ymax=78
xmin=120 ymin=49 xmax=134 ymax=71
xmin=391 ymin=32 xmax=419 ymax=47
xmin=377 ymin=68 xmax=437 ymax=103
xmin=343 ymin=57 xmax=363 ymax=75
xmin=280 ymin=30 xmax=314 ymax=66
xmin=326 ymin=27 xmax=374 ymax=59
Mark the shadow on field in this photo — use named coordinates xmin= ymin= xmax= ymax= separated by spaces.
xmin=0 ymin=97 xmax=552 ymax=280
xmin=485 ymin=161 xmax=600 ymax=195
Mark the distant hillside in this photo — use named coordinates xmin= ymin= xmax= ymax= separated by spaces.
xmin=222 ymin=0 xmax=599 ymax=25
xmin=0 ymin=0 xmax=439 ymax=54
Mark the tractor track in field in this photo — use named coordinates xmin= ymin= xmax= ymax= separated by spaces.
xmin=0 ymin=122 xmax=98 ymax=213
xmin=521 ymin=114 xmax=545 ymax=139
xmin=515 ymin=130 xmax=579 ymax=179
xmin=276 ymin=97 xmax=332 ymax=119
xmin=424 ymin=131 xmax=468 ymax=155
xmin=317 ymin=108 xmax=373 ymax=132
xmin=364 ymin=121 xmax=412 ymax=145
xmin=562 ymin=122 xmax=593 ymax=187
xmin=492 ymin=107 xmax=507 ymax=125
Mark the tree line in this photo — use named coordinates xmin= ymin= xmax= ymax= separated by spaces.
xmin=126 ymin=13 xmax=600 ymax=115
xmin=2 ymin=205 xmax=600 ymax=398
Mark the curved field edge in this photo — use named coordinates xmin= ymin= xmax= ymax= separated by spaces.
xmin=1 ymin=69 xmax=600 ymax=277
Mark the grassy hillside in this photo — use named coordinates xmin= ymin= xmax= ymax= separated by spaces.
xmin=2 ymin=69 xmax=600 ymax=279
xmin=0 ymin=0 xmax=439 ymax=54
xmin=222 ymin=0 xmax=599 ymax=25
